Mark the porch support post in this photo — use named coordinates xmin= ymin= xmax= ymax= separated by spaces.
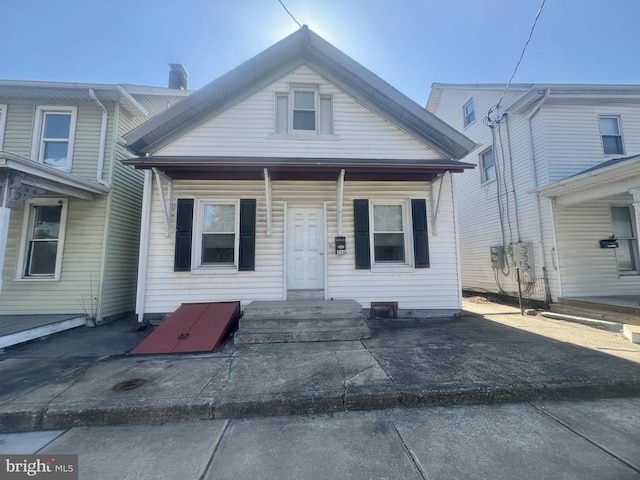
xmin=431 ymin=171 xmax=449 ymax=236
xmin=136 ymin=170 xmax=153 ymax=323
xmin=337 ymin=169 xmax=345 ymax=236
xmin=630 ymin=188 xmax=640 ymax=255
xmin=0 ymin=173 xmax=11 ymax=294
xmin=152 ymin=167 xmax=172 ymax=237
xmin=263 ymin=168 xmax=272 ymax=237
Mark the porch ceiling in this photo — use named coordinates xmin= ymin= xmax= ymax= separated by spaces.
xmin=124 ymin=156 xmax=474 ymax=181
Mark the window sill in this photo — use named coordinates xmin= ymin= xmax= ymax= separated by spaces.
xmin=14 ymin=276 xmax=60 ymax=282
xmin=268 ymin=134 xmax=340 ymax=141
xmin=370 ymin=263 xmax=415 ymax=274
xmin=191 ymin=266 xmax=239 ymax=275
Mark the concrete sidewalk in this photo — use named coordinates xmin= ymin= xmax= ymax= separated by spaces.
xmin=1 ymin=300 xmax=640 ymax=433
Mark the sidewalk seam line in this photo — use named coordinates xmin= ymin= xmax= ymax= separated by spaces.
xmin=386 ymin=414 xmax=430 ymax=480
xmin=198 ymin=418 xmax=230 ymax=480
xmin=528 ymin=401 xmax=640 ymax=474
xmin=360 ymin=340 xmax=400 ymax=391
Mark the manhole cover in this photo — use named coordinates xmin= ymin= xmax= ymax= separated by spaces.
xmin=112 ymin=378 xmax=146 ymax=392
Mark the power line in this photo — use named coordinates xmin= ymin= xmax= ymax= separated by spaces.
xmin=496 ymin=0 xmax=547 ymax=109
xmin=278 ymin=0 xmax=302 ymax=28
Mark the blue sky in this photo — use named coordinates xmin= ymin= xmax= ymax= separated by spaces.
xmin=2 ymin=0 xmax=639 ymax=105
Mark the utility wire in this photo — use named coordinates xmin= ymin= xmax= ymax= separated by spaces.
xmin=278 ymin=0 xmax=302 ymax=28
xmin=496 ymin=0 xmax=547 ymax=109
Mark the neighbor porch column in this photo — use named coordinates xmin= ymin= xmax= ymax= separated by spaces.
xmin=0 ymin=174 xmax=10 ymax=293
xmin=631 ymin=188 xmax=640 ymax=257
xmin=136 ymin=170 xmax=153 ymax=323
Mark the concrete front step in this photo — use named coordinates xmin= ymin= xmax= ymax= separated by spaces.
xmin=239 ymin=314 xmax=366 ymax=329
xmin=550 ymin=303 xmax=640 ymax=325
xmin=235 ymin=299 xmax=371 ymax=344
xmin=234 ymin=325 xmax=371 ymax=344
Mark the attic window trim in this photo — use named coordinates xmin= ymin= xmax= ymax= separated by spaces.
xmin=274 ymin=86 xmax=334 ymax=136
xmin=463 ymin=99 xmax=475 ymax=127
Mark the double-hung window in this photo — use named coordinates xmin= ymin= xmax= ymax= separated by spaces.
xmin=31 ymin=106 xmax=77 ymax=170
xmin=463 ymin=99 xmax=475 ymax=127
xmin=196 ymin=201 xmax=239 ymax=268
xmin=480 ymin=148 xmax=496 ymax=183
xmin=611 ymin=205 xmax=638 ymax=274
xmin=18 ymin=199 xmax=68 ymax=280
xmin=275 ymin=87 xmax=333 ymax=135
xmin=371 ymin=202 xmax=409 ymax=264
xmin=599 ymin=116 xmax=624 ymax=155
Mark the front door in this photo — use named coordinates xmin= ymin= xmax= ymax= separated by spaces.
xmin=286 ymin=206 xmax=324 ymax=296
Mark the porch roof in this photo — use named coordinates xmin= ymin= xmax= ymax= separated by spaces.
xmin=123 ymin=156 xmax=475 ymax=181
xmin=534 ymin=154 xmax=640 ymax=206
xmin=1 ymin=151 xmax=110 ymax=204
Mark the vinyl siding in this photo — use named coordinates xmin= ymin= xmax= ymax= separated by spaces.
xmin=553 ymin=195 xmax=640 ymax=296
xmin=430 ymin=87 xmax=551 ymax=301
xmin=541 ymin=104 xmax=640 ymax=183
xmin=99 ymin=94 xmax=185 ymax=320
xmin=157 ymin=66 xmax=445 ymax=160
xmin=141 ymin=179 xmax=461 ymax=315
xmin=0 ymin=196 xmax=107 ymax=316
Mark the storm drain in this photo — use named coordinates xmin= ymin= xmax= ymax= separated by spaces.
xmin=112 ymin=378 xmax=146 ymax=392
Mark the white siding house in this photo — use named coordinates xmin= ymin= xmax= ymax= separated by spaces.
xmin=427 ymin=84 xmax=640 ymax=304
xmin=124 ymin=27 xmax=475 ymax=321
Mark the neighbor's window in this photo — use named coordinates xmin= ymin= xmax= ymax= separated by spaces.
xmin=463 ymin=99 xmax=475 ymax=126
xmin=31 ymin=106 xmax=77 ymax=170
xmin=200 ymin=202 xmax=238 ymax=266
xmin=19 ymin=199 xmax=68 ymax=280
xmin=372 ymin=204 xmax=406 ymax=263
xmin=275 ymin=88 xmax=333 ymax=135
xmin=599 ymin=116 xmax=624 ymax=155
xmin=611 ymin=205 xmax=638 ymax=273
xmin=480 ymin=148 xmax=496 ymax=183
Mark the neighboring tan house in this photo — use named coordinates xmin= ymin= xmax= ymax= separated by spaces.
xmin=0 ymin=78 xmax=189 ymax=347
xmin=124 ymin=26 xmax=475 ymax=324
xmin=427 ymin=84 xmax=640 ymax=314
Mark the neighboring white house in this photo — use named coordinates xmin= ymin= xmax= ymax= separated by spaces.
xmin=124 ymin=26 xmax=475 ymax=322
xmin=427 ymin=83 xmax=640 ymax=304
xmin=0 ymin=79 xmax=188 ymax=345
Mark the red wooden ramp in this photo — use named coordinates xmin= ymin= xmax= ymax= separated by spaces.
xmin=129 ymin=302 xmax=240 ymax=355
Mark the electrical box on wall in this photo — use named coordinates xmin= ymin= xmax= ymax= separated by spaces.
xmin=512 ymin=242 xmax=534 ymax=273
xmin=490 ymin=246 xmax=505 ymax=269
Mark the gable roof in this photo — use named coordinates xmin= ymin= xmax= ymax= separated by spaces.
xmin=123 ymin=26 xmax=475 ymax=159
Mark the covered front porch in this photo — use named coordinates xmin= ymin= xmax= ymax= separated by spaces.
xmin=536 ymin=154 xmax=640 ymax=301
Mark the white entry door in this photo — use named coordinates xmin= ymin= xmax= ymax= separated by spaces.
xmin=287 ymin=206 xmax=324 ymax=291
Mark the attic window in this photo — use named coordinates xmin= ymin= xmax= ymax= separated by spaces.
xmin=275 ymin=88 xmax=333 ymax=135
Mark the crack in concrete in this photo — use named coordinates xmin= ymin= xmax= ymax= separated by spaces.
xmin=335 ymin=352 xmax=347 ymax=408
xmin=344 ymin=364 xmax=378 ymax=384
xmin=360 ymin=340 xmax=400 ymax=391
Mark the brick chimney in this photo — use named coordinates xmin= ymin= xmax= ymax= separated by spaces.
xmin=168 ymin=64 xmax=188 ymax=90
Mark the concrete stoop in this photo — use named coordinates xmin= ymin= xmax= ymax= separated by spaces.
xmin=234 ymin=300 xmax=371 ymax=344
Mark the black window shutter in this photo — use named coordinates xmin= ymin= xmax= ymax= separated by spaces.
xmin=238 ymin=199 xmax=256 ymax=271
xmin=411 ymin=198 xmax=430 ymax=268
xmin=174 ymin=199 xmax=194 ymax=272
xmin=353 ymin=199 xmax=371 ymax=269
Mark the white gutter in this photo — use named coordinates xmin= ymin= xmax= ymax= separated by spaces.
xmin=135 ymin=170 xmax=153 ymax=322
xmin=88 ymin=89 xmax=110 ymax=188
